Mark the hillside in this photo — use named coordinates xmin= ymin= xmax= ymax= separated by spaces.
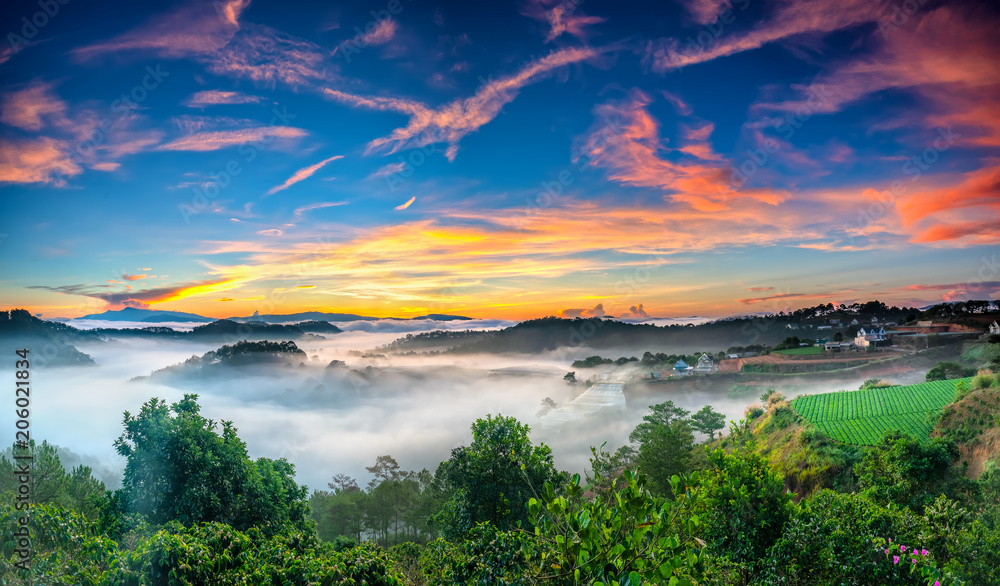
xmin=0 ymin=309 xmax=98 ymax=367
xmin=145 ymin=340 xmax=308 ymax=381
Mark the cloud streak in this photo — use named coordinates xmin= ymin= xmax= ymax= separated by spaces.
xmin=157 ymin=126 xmax=307 ymax=151
xmin=323 ymin=46 xmax=601 ymax=160
xmin=265 ymin=155 xmax=343 ymax=196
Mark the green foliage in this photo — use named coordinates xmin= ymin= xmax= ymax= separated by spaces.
xmin=856 ymin=431 xmax=972 ymax=513
xmin=694 ymin=447 xmax=793 ymax=582
xmin=763 ymin=490 xmax=927 ymax=585
xmin=690 ymin=405 xmax=727 ymax=440
xmin=528 ymin=468 xmax=704 ymax=585
xmin=571 ymin=355 xmax=614 ymax=368
xmin=630 ymin=402 xmax=697 ymax=497
xmin=0 ymin=440 xmax=106 ymax=519
xmin=927 ymin=361 xmax=976 ymax=381
xmin=111 ymin=394 xmax=308 ymax=536
xmin=972 ymin=370 xmax=998 ymax=389
xmin=435 ymin=415 xmax=558 ymax=538
xmin=0 ymin=494 xmax=406 ymax=585
xmin=419 ymin=523 xmax=534 ymax=585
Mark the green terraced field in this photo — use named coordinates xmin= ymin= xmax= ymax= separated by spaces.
xmin=790 ymin=378 xmax=973 ymax=445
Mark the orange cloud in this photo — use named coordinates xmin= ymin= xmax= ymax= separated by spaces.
xmin=576 ymin=89 xmax=784 ymax=211
xmin=122 ymin=273 xmax=147 ymax=281
xmin=395 ymin=196 xmax=416 ymax=210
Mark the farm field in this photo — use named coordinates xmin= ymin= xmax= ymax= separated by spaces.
xmin=774 ymin=346 xmax=824 ymax=355
xmin=790 ymin=377 xmax=973 ymax=444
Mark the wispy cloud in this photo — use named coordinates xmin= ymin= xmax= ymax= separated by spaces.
xmin=265 ymin=155 xmax=344 ymax=196
xmin=521 ymin=0 xmax=607 ymax=42
xmin=323 ymin=46 xmax=601 ymax=160
xmin=644 ymin=0 xmax=887 ymax=72
xmin=395 ymin=196 xmax=416 ymax=210
xmin=122 ymin=273 xmax=147 ymax=281
xmin=293 ymin=201 xmax=349 ymax=219
xmin=157 ymin=126 xmax=307 ymax=151
xmin=340 ymin=18 xmax=398 ymax=49
xmin=184 ymin=90 xmax=263 ymax=107
xmin=209 ymin=24 xmax=334 ymax=87
xmin=72 ymin=0 xmax=251 ymax=60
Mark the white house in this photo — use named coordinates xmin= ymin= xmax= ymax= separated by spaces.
xmin=785 ymin=323 xmax=800 ymax=330
xmin=849 ymin=318 xmax=860 ymax=326
xmin=693 ymin=353 xmax=714 ymax=374
xmin=855 ymin=327 xmax=888 ymax=348
xmin=990 ymin=321 xmax=1000 ymax=335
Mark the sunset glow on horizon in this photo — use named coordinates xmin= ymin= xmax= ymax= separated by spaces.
xmin=2 ymin=0 xmax=998 ymax=320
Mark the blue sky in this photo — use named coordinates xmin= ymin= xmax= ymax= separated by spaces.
xmin=1 ymin=0 xmax=998 ymax=319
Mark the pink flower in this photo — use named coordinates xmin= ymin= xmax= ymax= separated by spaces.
xmin=922 ymin=549 xmax=929 ymax=556
xmin=893 ymin=556 xmax=900 ymax=564
xmin=900 ymin=545 xmax=906 ymax=552
xmin=934 ymin=582 xmax=940 ymax=586
xmin=911 ymin=559 xmax=917 ymax=564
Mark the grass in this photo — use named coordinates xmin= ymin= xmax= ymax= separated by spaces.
xmin=774 ymin=346 xmax=825 ymax=356
xmin=791 ymin=377 xmax=974 ymax=445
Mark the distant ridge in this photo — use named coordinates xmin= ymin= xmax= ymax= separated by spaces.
xmin=64 ymin=308 xmax=474 ymax=324
xmin=226 ymin=312 xmax=473 ymax=323
xmin=72 ymin=307 xmax=214 ymax=323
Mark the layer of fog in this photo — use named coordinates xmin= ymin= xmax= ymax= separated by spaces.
xmin=0 ymin=324 xmax=909 ymax=494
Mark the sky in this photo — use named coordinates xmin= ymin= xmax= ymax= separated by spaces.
xmin=1 ymin=0 xmax=998 ymax=320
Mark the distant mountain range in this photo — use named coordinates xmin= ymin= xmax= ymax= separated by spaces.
xmin=61 ymin=307 xmax=472 ymax=323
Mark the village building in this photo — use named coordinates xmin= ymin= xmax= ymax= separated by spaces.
xmin=990 ymin=321 xmax=1000 ymax=336
xmin=855 ymin=327 xmax=888 ymax=348
xmin=692 ymin=353 xmax=714 ymax=374
xmin=672 ymin=358 xmax=691 ymax=376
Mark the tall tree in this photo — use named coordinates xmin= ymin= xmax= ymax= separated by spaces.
xmin=112 ymin=394 xmax=308 ymax=536
xmin=690 ymin=405 xmax=727 ymax=440
xmin=436 ymin=414 xmax=558 ymax=538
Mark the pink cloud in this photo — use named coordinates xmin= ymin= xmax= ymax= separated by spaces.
xmin=184 ymin=90 xmax=263 ymax=107
xmin=157 ymin=126 xmax=307 ymax=151
xmin=72 ymin=0 xmax=251 ymax=60
xmin=645 ymin=0 xmax=888 ymax=72
xmin=0 ymin=81 xmax=68 ymax=131
xmin=265 ymin=155 xmax=344 ymax=196
xmin=0 ymin=137 xmax=81 ymax=185
xmin=684 ymin=0 xmax=732 ymax=25
xmin=521 ymin=0 xmax=607 ymax=42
